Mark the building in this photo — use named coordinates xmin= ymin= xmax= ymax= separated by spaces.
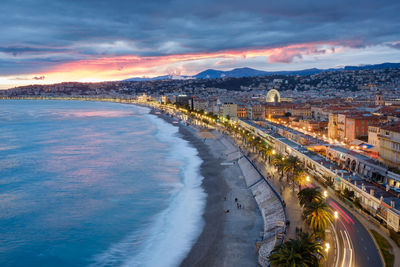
xmin=311 ymin=106 xmax=330 ymax=121
xmin=264 ymin=104 xmax=287 ymax=119
xmin=193 ymin=98 xmax=209 ymax=112
xmin=237 ymin=106 xmax=247 ymax=118
xmin=176 ymin=95 xmax=193 ymax=110
xmin=375 ymin=92 xmax=385 ymax=106
xmin=288 ymin=106 xmax=311 ymax=118
xmin=345 ymin=115 xmax=380 ymax=142
xmin=337 ymin=113 xmax=347 ymax=142
xmin=379 ymin=123 xmax=400 ymax=169
xmin=219 ymin=103 xmax=238 ymax=119
xmin=248 ymin=105 xmax=265 ymax=120
xmin=368 ymin=125 xmax=380 ymax=149
xmin=161 ymin=95 xmax=177 ymax=104
xmin=328 ymin=112 xmax=339 ymax=140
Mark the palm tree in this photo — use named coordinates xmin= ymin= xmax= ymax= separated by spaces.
xmin=291 ymin=166 xmax=307 ymax=190
xmin=272 ymin=154 xmax=286 ymax=180
xmin=298 ymin=187 xmax=323 ymax=207
xmin=303 ymin=200 xmax=333 ymax=235
xmin=283 ymin=155 xmax=302 ymax=177
xmin=268 ymin=232 xmax=324 ymax=267
xmin=264 ymin=145 xmax=274 ymax=163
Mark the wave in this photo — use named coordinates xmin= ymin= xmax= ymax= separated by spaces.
xmin=89 ymin=108 xmax=206 ymax=267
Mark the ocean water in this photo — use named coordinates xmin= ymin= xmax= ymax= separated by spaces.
xmin=0 ymin=100 xmax=206 ymax=267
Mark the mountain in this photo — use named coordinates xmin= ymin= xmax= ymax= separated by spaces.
xmin=124 ymin=74 xmax=192 ymax=81
xmin=122 ymin=62 xmax=400 ymax=81
xmin=194 ymin=67 xmax=272 ymax=78
xmin=343 ymin=62 xmax=400 ymax=71
xmin=124 ymin=75 xmax=171 ymax=81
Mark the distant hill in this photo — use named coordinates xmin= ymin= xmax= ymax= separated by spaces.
xmin=123 ymin=62 xmax=400 ymax=81
xmin=343 ymin=62 xmax=400 ymax=71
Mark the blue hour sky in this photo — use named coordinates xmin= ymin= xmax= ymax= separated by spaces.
xmin=0 ymin=0 xmax=400 ymax=88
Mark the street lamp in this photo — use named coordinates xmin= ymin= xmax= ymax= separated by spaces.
xmin=323 ymin=190 xmax=328 ymax=198
xmin=325 ymin=242 xmax=330 ymax=253
xmin=306 ymin=176 xmax=310 ymax=182
xmin=333 ymin=210 xmax=339 ymax=234
xmin=272 ymin=149 xmax=276 ymax=155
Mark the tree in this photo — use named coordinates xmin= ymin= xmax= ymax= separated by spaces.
xmin=264 ymin=145 xmax=274 ymax=163
xmin=298 ymin=187 xmax=323 ymax=208
xmin=343 ymin=188 xmax=355 ymax=200
xmin=303 ymin=200 xmax=333 ymax=235
xmin=289 ymin=165 xmax=307 ymax=190
xmin=283 ymin=155 xmax=301 ymax=177
xmin=268 ymin=232 xmax=324 ymax=267
xmin=272 ymin=154 xmax=286 ymax=180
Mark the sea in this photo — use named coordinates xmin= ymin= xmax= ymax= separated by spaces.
xmin=0 ymin=100 xmax=206 ymax=267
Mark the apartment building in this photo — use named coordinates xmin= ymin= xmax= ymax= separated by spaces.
xmin=368 ymin=125 xmax=380 ymax=149
xmin=379 ymin=123 xmax=400 ymax=168
xmin=345 ymin=115 xmax=380 ymax=142
xmin=219 ymin=103 xmax=238 ymax=119
xmin=237 ymin=106 xmax=247 ymax=118
xmin=248 ymin=105 xmax=265 ymax=120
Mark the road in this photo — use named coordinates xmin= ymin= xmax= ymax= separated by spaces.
xmin=194 ymin=123 xmax=383 ymax=267
xmin=327 ymin=197 xmax=383 ymax=267
xmin=161 ymin=107 xmax=385 ymax=267
xmin=237 ymin=140 xmax=383 ymax=267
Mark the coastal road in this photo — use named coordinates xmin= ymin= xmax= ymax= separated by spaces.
xmin=249 ymin=156 xmax=382 ymax=267
xmin=223 ymin=133 xmax=383 ymax=267
xmin=326 ymin=197 xmax=383 ymax=267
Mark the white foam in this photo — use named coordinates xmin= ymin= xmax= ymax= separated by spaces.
xmin=90 ymin=108 xmax=206 ymax=267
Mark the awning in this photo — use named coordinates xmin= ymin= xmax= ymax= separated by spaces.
xmin=361 ymin=144 xmax=374 ymax=149
xmin=350 ymin=139 xmax=364 ymax=146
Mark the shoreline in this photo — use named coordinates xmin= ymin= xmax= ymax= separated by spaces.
xmin=3 ymin=98 xmax=280 ymax=266
xmin=151 ymin=109 xmax=264 ymax=266
xmin=150 ymin=110 xmax=228 ymax=266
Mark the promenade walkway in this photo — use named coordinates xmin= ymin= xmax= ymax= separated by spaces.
xmin=227 ymin=135 xmax=339 ymax=266
xmin=217 ymin=132 xmax=286 ymax=267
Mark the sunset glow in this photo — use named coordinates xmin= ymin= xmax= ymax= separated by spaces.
xmin=1 ymin=0 xmax=400 ymax=88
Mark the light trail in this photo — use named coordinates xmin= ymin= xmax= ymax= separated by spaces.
xmin=330 ymin=201 xmax=355 ymax=224
xmin=344 ymin=229 xmax=354 ymax=267
xmin=329 ymin=202 xmax=350 ymax=224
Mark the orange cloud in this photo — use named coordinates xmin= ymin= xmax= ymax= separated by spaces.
xmin=4 ymin=41 xmax=342 ymax=86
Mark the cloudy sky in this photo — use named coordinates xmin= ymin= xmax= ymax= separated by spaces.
xmin=1 ymin=0 xmax=400 ymax=88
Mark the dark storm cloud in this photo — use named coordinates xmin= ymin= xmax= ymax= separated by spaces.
xmin=0 ymin=0 xmax=399 ymax=75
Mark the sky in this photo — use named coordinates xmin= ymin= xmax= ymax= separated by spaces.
xmin=1 ymin=0 xmax=400 ymax=89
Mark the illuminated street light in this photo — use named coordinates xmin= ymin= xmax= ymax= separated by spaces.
xmin=323 ymin=190 xmax=328 ymax=198
xmin=334 ymin=211 xmax=339 ymax=219
xmin=272 ymin=149 xmax=276 ymax=155
xmin=325 ymin=243 xmax=330 ymax=252
xmin=306 ymin=176 xmax=310 ymax=182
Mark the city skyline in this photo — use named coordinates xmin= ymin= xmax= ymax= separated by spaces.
xmin=1 ymin=0 xmax=400 ymax=89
